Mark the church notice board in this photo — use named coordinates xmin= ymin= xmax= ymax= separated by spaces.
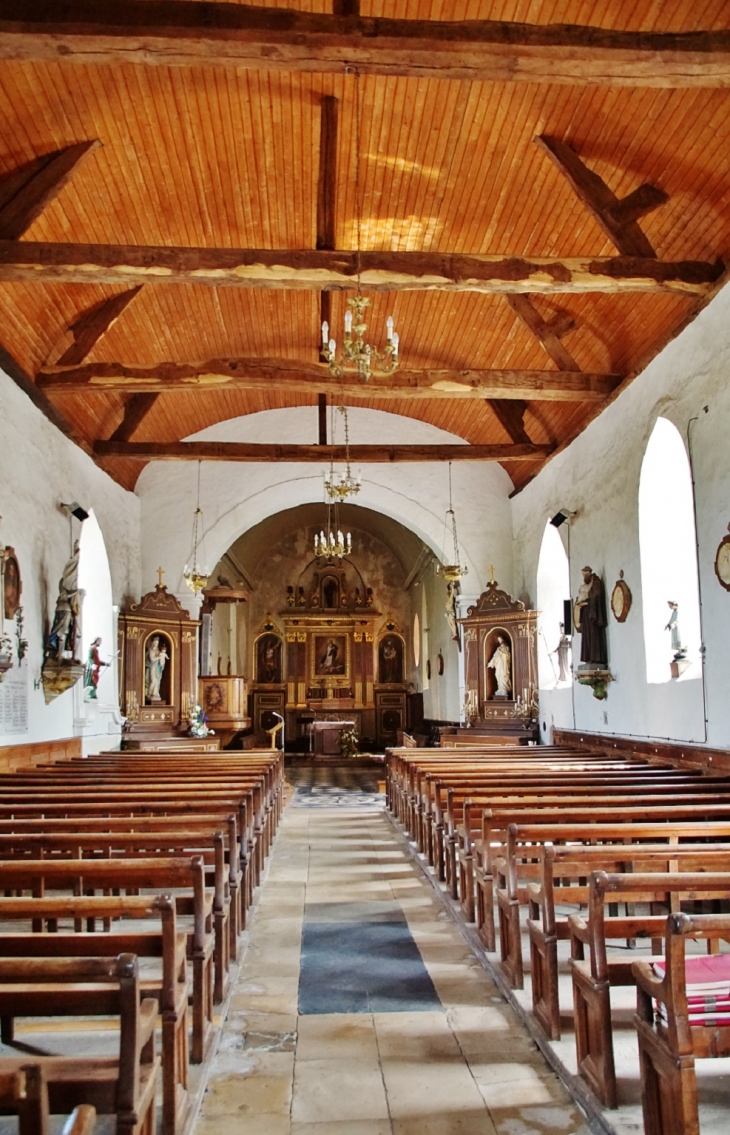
xmin=0 ymin=664 xmax=28 ymax=735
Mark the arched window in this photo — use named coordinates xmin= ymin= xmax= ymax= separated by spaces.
xmin=638 ymin=417 xmax=701 ymax=685
xmin=536 ymin=519 xmax=571 ymax=690
xmin=77 ymin=511 xmax=115 ymax=703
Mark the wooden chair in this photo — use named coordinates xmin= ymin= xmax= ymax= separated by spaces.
xmin=633 ymin=911 xmax=730 ymax=1135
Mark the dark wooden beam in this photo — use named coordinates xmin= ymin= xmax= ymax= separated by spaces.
xmin=94 ymin=439 xmax=553 ymax=463
xmin=317 ymin=96 xmax=338 ymax=252
xmin=0 ymin=141 xmax=100 ymax=241
xmin=506 ymin=295 xmax=579 ymax=372
xmin=0 ymin=241 xmax=719 ymax=294
xmin=2 ymin=5 xmax=730 ymax=87
xmin=108 ymin=392 xmax=160 ymax=442
xmin=535 ymin=135 xmax=668 ymax=258
xmin=37 ymin=358 xmax=621 ymax=401
xmin=488 ymin=399 xmax=531 ymax=444
xmin=55 ymin=286 xmax=143 ymax=367
xmin=318 ymin=392 xmax=327 ymax=445
xmin=0 ymin=341 xmax=89 ymax=452
xmin=332 ymin=0 xmax=359 ymax=15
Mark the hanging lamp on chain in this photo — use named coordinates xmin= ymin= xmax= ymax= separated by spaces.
xmin=438 ymin=462 xmax=468 ymax=583
xmin=320 ymin=69 xmax=400 ymax=382
xmin=183 ymin=462 xmax=210 ymax=594
xmin=324 ymin=404 xmax=361 ymax=501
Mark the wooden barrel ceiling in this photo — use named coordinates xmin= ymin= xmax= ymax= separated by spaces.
xmin=1 ymin=1 xmax=729 ymax=491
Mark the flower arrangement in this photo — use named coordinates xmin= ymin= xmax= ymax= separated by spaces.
xmin=340 ymin=726 xmax=359 ymax=758
xmin=188 ymin=704 xmax=215 ymax=738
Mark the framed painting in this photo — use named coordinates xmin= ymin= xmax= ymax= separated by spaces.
xmin=256 ymin=633 xmax=282 ymax=684
xmin=313 ymin=633 xmax=348 ymax=679
xmin=378 ymin=633 xmax=404 ymax=684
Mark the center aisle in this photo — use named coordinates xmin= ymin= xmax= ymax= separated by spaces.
xmin=193 ymin=770 xmax=589 ymax=1135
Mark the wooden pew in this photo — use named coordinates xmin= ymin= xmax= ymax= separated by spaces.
xmin=490 ymin=820 xmax=730 ymax=981
xmin=525 ymin=843 xmax=730 ymax=1037
xmin=0 ymin=1064 xmax=95 ymax=1134
xmin=569 ymin=871 xmax=730 ymax=1107
xmin=0 ymin=827 xmax=232 ymax=1003
xmin=0 ymin=894 xmax=188 ymax=1135
xmin=633 ymin=911 xmax=730 ymax=1135
xmin=0 ymin=953 xmax=158 ymax=1135
xmin=0 ymin=857 xmax=214 ymax=1065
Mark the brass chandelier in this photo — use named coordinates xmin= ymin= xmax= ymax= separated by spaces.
xmin=320 ymin=69 xmax=400 ymax=383
xmin=324 ymin=404 xmax=361 ymax=502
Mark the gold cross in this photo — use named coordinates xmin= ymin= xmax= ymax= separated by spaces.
xmin=157 ymin=566 xmax=165 ymax=588
xmin=488 ymin=564 xmax=495 ymax=584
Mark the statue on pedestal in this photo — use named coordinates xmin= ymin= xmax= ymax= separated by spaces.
xmin=47 ymin=541 xmax=85 ymax=661
xmin=145 ymin=635 xmax=169 ymax=702
xmin=574 ymin=566 xmax=608 ymax=668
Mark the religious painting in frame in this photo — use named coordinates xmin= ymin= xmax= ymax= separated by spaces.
xmin=203 ymin=680 xmax=227 ymax=714
xmin=256 ymin=633 xmax=282 ymax=684
xmin=2 ymin=548 xmax=21 ymax=621
xmin=378 ymin=633 xmax=404 ymax=684
xmin=313 ymin=633 xmax=348 ymax=679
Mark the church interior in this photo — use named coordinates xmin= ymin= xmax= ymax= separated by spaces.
xmin=1 ymin=4 xmax=730 ymax=1134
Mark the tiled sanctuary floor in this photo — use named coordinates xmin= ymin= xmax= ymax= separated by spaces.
xmin=194 ymin=774 xmax=591 ymax=1135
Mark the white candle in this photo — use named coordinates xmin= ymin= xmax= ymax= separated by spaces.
xmin=386 ymin=315 xmax=394 ymax=341
xmin=321 ymin=320 xmax=329 ymax=345
xmin=392 ymin=331 xmax=399 ymax=356
xmin=344 ymin=309 xmax=353 ymax=333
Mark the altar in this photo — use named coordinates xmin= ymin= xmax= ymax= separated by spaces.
xmin=310 ymin=719 xmax=355 ymax=757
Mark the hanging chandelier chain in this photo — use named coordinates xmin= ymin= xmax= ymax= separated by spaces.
xmin=319 ymin=67 xmax=399 ymax=384
xmin=184 ymin=460 xmax=210 ymax=594
xmin=440 ymin=461 xmax=468 ymax=583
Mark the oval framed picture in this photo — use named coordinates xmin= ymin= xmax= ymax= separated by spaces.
xmin=610 ymin=576 xmax=632 ymax=623
xmin=714 ymin=528 xmax=730 ymax=592
xmin=2 ymin=548 xmax=21 ymax=621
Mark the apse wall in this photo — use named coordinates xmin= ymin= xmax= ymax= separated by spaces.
xmin=0 ymin=367 xmax=141 ymax=750
xmin=511 ymin=281 xmax=730 ymax=749
xmin=135 ymin=407 xmax=516 ymax=607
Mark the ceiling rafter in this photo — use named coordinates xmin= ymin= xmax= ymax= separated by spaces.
xmin=36 ymin=359 xmax=620 ymax=402
xmin=506 ymin=295 xmax=581 ymax=372
xmin=108 ymin=392 xmax=160 ymax=443
xmin=534 ymin=135 xmax=668 ymax=258
xmin=0 ymin=141 xmax=100 ymax=241
xmin=53 ymin=286 xmax=143 ymax=367
xmin=94 ymin=440 xmax=554 ymax=463
xmin=0 ymin=241 xmax=719 ymax=294
xmin=2 ymin=4 xmax=730 ymax=87
xmin=488 ymin=399 xmax=532 ymax=445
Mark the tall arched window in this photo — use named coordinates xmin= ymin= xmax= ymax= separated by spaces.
xmin=536 ymin=519 xmax=571 ymax=690
xmin=638 ymin=417 xmax=701 ymax=685
xmin=78 ymin=511 xmax=115 ymax=703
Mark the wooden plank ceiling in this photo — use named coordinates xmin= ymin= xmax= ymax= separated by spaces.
xmin=1 ymin=1 xmax=730 ymax=492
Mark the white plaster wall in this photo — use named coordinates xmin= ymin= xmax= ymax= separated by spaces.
xmin=511 ymin=283 xmax=730 ymax=748
xmin=0 ymin=368 xmax=141 ymax=749
xmin=136 ymin=406 xmax=516 ymax=611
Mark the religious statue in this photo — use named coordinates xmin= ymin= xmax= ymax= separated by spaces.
xmin=445 ymin=580 xmax=460 ymax=644
xmin=487 ymin=634 xmax=512 ymax=697
xmin=145 ymin=635 xmax=169 ymax=702
xmin=83 ymin=636 xmax=109 ymax=699
xmin=47 ymin=541 xmax=85 ymax=660
xmin=574 ymin=566 xmax=608 ymax=668
xmin=665 ymin=601 xmax=687 ymax=660
xmin=551 ymin=624 xmax=571 ymax=683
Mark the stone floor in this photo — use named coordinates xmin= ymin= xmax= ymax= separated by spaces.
xmin=193 ymin=768 xmax=591 ymax=1135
